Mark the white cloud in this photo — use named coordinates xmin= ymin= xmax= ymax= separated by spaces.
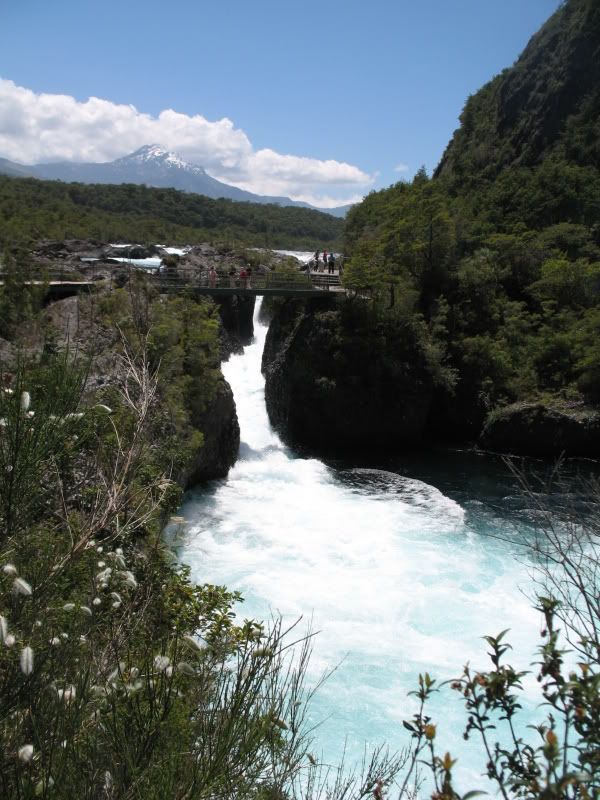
xmin=0 ymin=78 xmax=374 ymax=206
xmin=394 ymin=162 xmax=409 ymax=173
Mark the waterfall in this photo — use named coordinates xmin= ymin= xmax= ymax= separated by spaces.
xmin=173 ymin=298 xmax=541 ymax=787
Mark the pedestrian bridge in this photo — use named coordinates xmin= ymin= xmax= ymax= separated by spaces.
xmin=157 ymin=271 xmax=343 ymax=297
xmin=5 ymin=270 xmax=344 ymax=299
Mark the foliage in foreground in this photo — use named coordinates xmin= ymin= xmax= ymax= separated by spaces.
xmin=0 ymin=348 xmax=403 ymax=799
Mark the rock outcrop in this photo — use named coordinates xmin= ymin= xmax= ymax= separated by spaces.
xmin=262 ymin=298 xmax=434 ymax=452
xmin=182 ymin=378 xmax=240 ymax=486
xmin=479 ymin=402 xmax=600 ymax=457
xmin=215 ymin=295 xmax=255 ymax=358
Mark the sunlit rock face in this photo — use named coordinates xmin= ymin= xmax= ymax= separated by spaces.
xmin=262 ymin=298 xmax=433 ymax=453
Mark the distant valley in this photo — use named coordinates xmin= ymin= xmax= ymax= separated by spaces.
xmin=0 ymin=144 xmax=352 ymax=218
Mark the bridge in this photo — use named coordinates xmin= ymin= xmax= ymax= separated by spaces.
xmin=1 ymin=270 xmax=343 ymax=299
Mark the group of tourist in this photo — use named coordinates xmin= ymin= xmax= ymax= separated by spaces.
xmin=313 ymin=250 xmax=336 ymax=274
xmin=207 ymin=266 xmax=253 ymax=289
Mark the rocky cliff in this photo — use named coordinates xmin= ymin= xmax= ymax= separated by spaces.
xmin=262 ymin=298 xmax=434 ymax=452
xmin=436 ymin=0 xmax=600 ymax=182
xmin=181 ymin=378 xmax=239 ymax=486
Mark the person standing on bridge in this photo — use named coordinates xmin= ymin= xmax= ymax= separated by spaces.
xmin=322 ymin=250 xmax=328 ymax=272
xmin=208 ymin=267 xmax=217 ymax=288
xmin=314 ymin=250 xmax=320 ymax=272
xmin=246 ymin=267 xmax=252 ymax=289
xmin=328 ymin=252 xmax=335 ymax=274
xmin=239 ymin=266 xmax=248 ymax=289
xmin=229 ymin=268 xmax=237 ymax=288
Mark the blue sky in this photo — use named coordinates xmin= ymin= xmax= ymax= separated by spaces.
xmin=0 ymin=0 xmax=561 ymax=207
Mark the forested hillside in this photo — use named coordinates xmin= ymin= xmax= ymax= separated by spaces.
xmin=0 ymin=176 xmax=343 ymax=250
xmin=342 ymin=0 xmax=600 ymax=450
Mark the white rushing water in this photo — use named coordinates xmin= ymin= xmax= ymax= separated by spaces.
xmin=175 ymin=300 xmax=542 ymax=788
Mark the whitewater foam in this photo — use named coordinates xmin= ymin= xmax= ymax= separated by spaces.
xmin=176 ymin=299 xmax=541 ymax=787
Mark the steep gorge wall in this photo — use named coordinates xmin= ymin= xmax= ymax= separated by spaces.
xmin=262 ymin=298 xmax=434 ymax=452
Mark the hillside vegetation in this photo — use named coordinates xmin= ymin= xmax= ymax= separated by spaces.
xmin=342 ymin=0 xmax=600 ymax=445
xmin=0 ymin=176 xmax=343 ymax=251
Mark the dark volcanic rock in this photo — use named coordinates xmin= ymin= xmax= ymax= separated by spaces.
xmin=182 ymin=379 xmax=240 ymax=486
xmin=215 ymin=295 xmax=256 ymax=358
xmin=479 ymin=402 xmax=600 ymax=458
xmin=262 ymin=298 xmax=434 ymax=452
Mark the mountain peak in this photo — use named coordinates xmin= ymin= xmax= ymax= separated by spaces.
xmin=118 ymin=144 xmax=204 ymax=173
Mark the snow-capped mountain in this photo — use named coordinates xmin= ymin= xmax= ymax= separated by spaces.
xmin=0 ymin=145 xmax=350 ymax=217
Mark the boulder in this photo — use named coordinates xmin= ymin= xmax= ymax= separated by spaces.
xmin=262 ymin=298 xmax=434 ymax=452
xmin=479 ymin=402 xmax=600 ymax=458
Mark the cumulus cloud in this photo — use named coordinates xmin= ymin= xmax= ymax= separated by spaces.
xmin=394 ymin=162 xmax=409 ymax=173
xmin=0 ymin=78 xmax=374 ymax=205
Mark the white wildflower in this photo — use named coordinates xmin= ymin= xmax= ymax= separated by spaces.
xmin=85 ymin=540 xmax=96 ymax=549
xmin=95 ymin=567 xmax=112 ymax=583
xmin=184 ymin=634 xmax=206 ymax=652
xmin=18 ymin=744 xmax=34 ymax=763
xmin=3 ymin=387 xmax=13 ymax=395
xmin=129 ymin=667 xmax=139 ymax=679
xmin=4 ymin=634 xmax=16 ymax=647
xmin=79 ymin=635 xmax=87 ymax=644
xmin=62 ymin=603 xmax=75 ymax=612
xmin=107 ymin=662 xmax=125 ymax=682
xmin=165 ymin=665 xmax=173 ymax=678
xmin=50 ymin=637 xmax=60 ymax=646
xmin=20 ymin=646 xmax=34 ymax=675
xmin=2 ymin=563 xmax=18 ymax=576
xmin=177 ymin=661 xmax=197 ymax=676
xmin=20 ymin=391 xmax=31 ymax=412
xmin=60 ymin=632 xmax=69 ymax=640
xmin=112 ymin=601 xmax=121 ymax=609
xmin=96 ymin=546 xmax=103 ymax=553
xmin=0 ymin=418 xmax=6 ymax=427
xmin=120 ymin=570 xmax=137 ymax=589
xmin=12 ymin=577 xmax=32 ymax=596
xmin=97 ymin=560 xmax=106 ymax=568
xmin=26 ymin=410 xmax=34 ymax=418
xmin=34 ymin=620 xmax=41 ymax=628
xmin=153 ymin=655 xmax=170 ymax=672
xmin=57 ymin=685 xmax=76 ymax=703
xmin=115 ymin=547 xmax=123 ymax=555
xmin=110 ymin=592 xmax=122 ymax=603
xmin=92 ymin=597 xmax=101 ymax=606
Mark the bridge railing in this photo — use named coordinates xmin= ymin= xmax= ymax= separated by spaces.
xmin=1 ymin=267 xmax=343 ymax=293
xmin=152 ymin=269 xmax=340 ymax=291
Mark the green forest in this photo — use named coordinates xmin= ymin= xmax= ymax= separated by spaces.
xmin=0 ymin=176 xmax=343 ymax=251
xmin=343 ymin=0 xmax=600 ymax=440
